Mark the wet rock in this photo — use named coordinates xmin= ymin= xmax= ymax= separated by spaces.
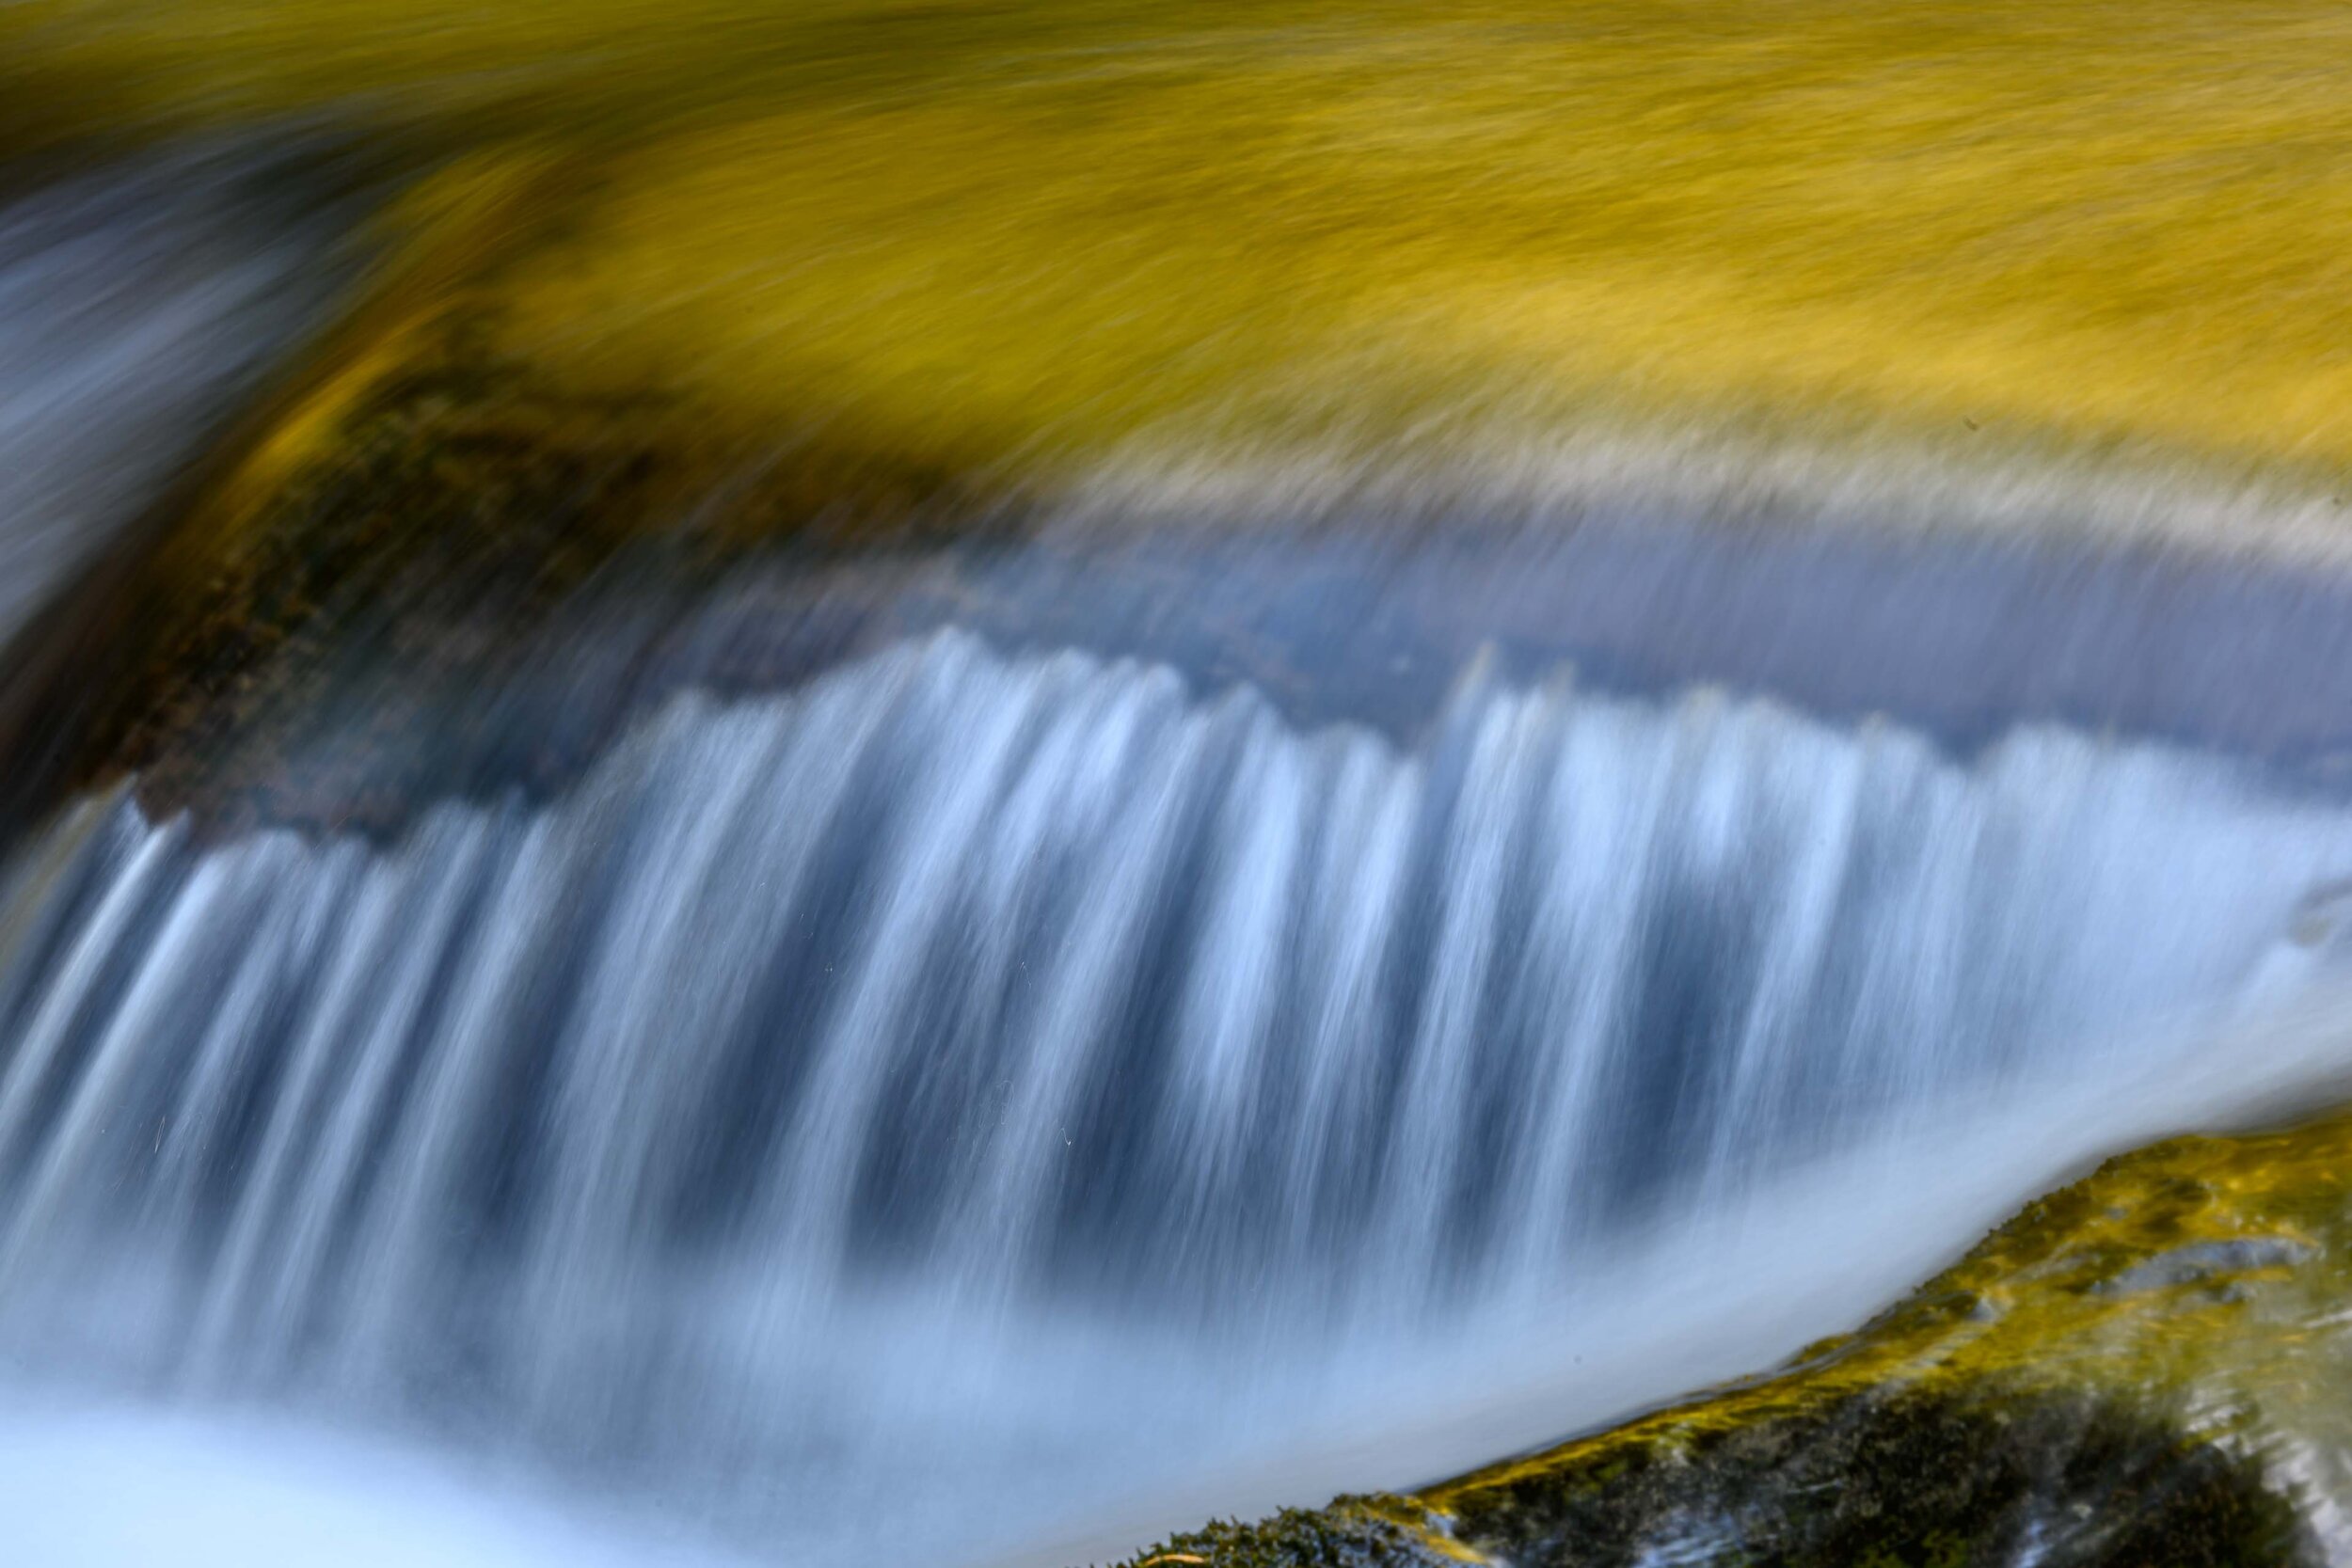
xmin=2094 ymin=1237 xmax=2316 ymax=1297
xmin=1422 ymin=1386 xmax=2315 ymax=1568
xmin=1118 ymin=1115 xmax=2352 ymax=1568
xmin=1117 ymin=1386 xmax=2315 ymax=1568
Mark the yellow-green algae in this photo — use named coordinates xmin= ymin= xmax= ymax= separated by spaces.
xmin=9 ymin=3 xmax=2352 ymax=524
xmin=1117 ymin=1112 xmax=2352 ymax=1566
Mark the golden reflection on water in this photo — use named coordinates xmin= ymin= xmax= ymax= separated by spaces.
xmin=8 ymin=3 xmax=2352 ymax=497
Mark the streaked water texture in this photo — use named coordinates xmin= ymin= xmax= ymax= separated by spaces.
xmin=3 ymin=629 xmax=2350 ymax=1558
xmin=0 ymin=144 xmax=360 ymax=645
xmin=9 ymin=8 xmax=2352 ymax=1561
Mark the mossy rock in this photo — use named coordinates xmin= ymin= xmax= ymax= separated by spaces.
xmin=1424 ymin=1384 xmax=2311 ymax=1568
xmin=1120 ymin=1385 xmax=2312 ymax=1568
xmin=1116 ymin=1115 xmax=2352 ymax=1568
xmin=0 ymin=303 xmax=1023 ymax=839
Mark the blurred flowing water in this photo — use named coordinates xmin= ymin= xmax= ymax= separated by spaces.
xmin=0 ymin=142 xmax=365 ymax=648
xmin=8 ymin=145 xmax=2352 ymax=1568
xmin=8 ymin=626 xmax=2352 ymax=1561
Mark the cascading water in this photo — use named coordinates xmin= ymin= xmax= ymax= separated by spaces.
xmin=6 ymin=621 xmax=2352 ymax=1563
xmin=0 ymin=0 xmax=2349 ymax=1553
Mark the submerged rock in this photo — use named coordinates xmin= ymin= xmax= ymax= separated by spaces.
xmin=2095 ymin=1237 xmax=2316 ymax=1298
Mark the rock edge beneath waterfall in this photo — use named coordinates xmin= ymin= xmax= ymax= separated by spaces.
xmin=1113 ymin=1114 xmax=2352 ymax=1568
xmin=1128 ymin=1387 xmax=2309 ymax=1568
xmin=34 ymin=323 xmax=2352 ymax=847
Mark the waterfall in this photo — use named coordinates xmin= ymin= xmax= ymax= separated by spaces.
xmin=3 ymin=626 xmax=2351 ymax=1559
